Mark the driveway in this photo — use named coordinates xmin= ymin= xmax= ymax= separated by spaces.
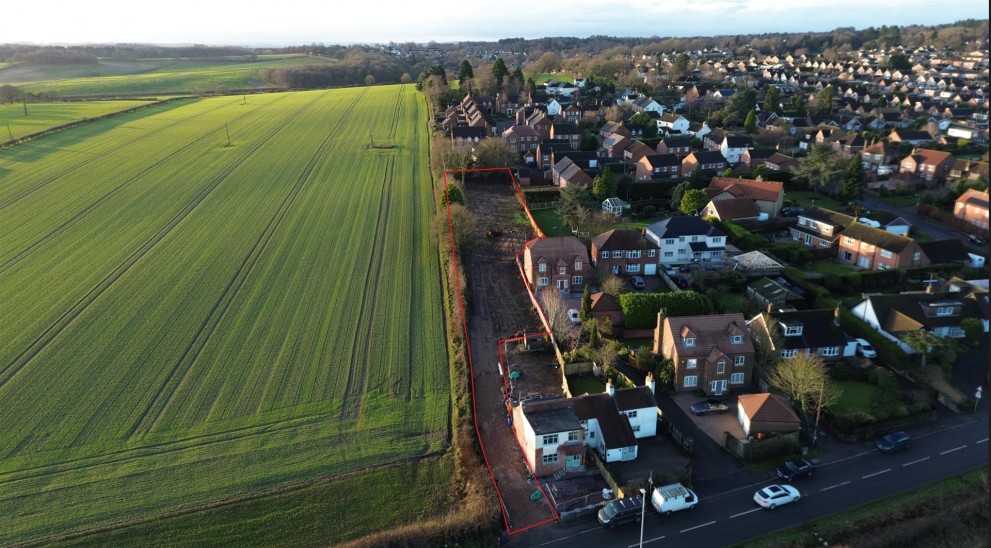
xmin=953 ymin=333 xmax=989 ymax=411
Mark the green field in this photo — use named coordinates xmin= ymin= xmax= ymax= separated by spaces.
xmin=0 ymin=85 xmax=449 ymax=544
xmin=2 ymin=54 xmax=331 ymax=95
xmin=0 ymin=100 xmax=157 ymax=141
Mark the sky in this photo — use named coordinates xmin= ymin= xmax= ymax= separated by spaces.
xmin=4 ymin=0 xmax=988 ymax=46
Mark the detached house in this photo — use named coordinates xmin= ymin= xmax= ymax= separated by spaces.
xmin=512 ymin=398 xmax=584 ymax=476
xmin=657 ymin=114 xmax=690 ymax=135
xmin=899 ymin=148 xmax=954 ymax=183
xmin=748 ymin=309 xmax=847 ymax=364
xmin=707 ymin=177 xmax=785 ymax=217
xmin=850 ymin=292 xmax=987 ymax=353
xmin=591 ymin=229 xmax=660 ymax=276
xmin=654 ymin=312 xmax=755 ymax=396
xmin=721 ymin=134 xmax=754 ymax=164
xmin=954 ymin=188 xmax=989 ymax=229
xmin=502 ymin=125 xmax=540 ymax=153
xmin=837 ymin=222 xmax=926 ymax=270
xmin=790 ymin=207 xmax=855 ymax=248
xmin=523 ymin=236 xmax=590 ymax=293
xmin=645 ymin=216 xmax=727 ymax=265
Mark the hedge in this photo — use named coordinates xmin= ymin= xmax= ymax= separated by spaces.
xmin=522 ymin=189 xmax=561 ymax=203
xmin=838 ymin=306 xmax=908 ymax=367
xmin=629 ymin=180 xmax=681 ymax=200
xmin=619 ymin=291 xmax=714 ymax=329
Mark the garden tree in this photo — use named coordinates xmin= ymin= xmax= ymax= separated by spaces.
xmin=581 ymin=132 xmax=599 ymax=152
xmin=440 ymin=182 xmax=465 ymax=209
xmin=793 ymin=143 xmax=845 ymax=194
xmin=671 ymin=181 xmax=691 ymax=210
xmin=591 ymin=340 xmax=622 ymax=370
xmin=812 ymin=85 xmax=837 ymax=115
xmin=743 ymin=109 xmax=757 ymax=134
xmin=679 ymin=188 xmax=709 ymax=215
xmin=901 ymin=329 xmax=948 ymax=369
xmin=558 ymin=183 xmax=597 ymax=228
xmin=458 ymin=60 xmax=474 ymax=93
xmin=437 ymin=140 xmax=474 ymax=172
xmin=751 ymin=315 xmax=783 ymax=385
xmin=763 ymin=86 xmax=781 ymax=114
xmin=507 ymin=67 xmax=525 ymax=98
xmin=592 ymin=168 xmax=617 ymax=201
xmin=752 ymin=164 xmax=769 ymax=179
xmin=721 ymin=88 xmax=757 ymax=127
xmin=524 ymin=76 xmax=537 ymax=96
xmin=960 ymin=318 xmax=984 ymax=344
xmin=722 ymin=167 xmax=734 ymax=177
xmin=491 ymin=57 xmax=509 ymax=91
xmin=601 ymin=274 xmax=627 ymax=296
xmin=473 ymin=138 xmax=515 ymax=169
xmin=766 ymin=353 xmax=840 ymax=431
xmin=531 ymin=52 xmax=563 ymax=74
xmin=629 ymin=111 xmax=658 ymax=138
xmin=435 ymin=203 xmax=477 ymax=254
xmin=688 ymin=166 xmax=705 ymax=188
xmin=886 ymin=52 xmax=912 ymax=72
xmin=580 ymin=285 xmax=592 ymax=321
xmin=670 ymin=52 xmax=692 ymax=80
xmin=788 ymin=93 xmax=807 ymax=116
xmin=840 ymin=153 xmax=866 ymax=201
xmin=539 ymin=287 xmax=580 ymax=350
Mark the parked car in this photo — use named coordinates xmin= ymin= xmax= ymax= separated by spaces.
xmin=855 ymin=338 xmax=877 ymax=358
xmin=776 ymin=459 xmax=815 ymax=481
xmin=650 ymin=483 xmax=699 ymax=515
xmin=661 ymin=264 xmax=677 ymax=277
xmin=780 ymin=207 xmax=805 ymax=217
xmin=597 ymin=495 xmax=644 ymax=528
xmin=753 ymin=484 xmax=801 ymax=509
xmin=630 ymin=276 xmax=645 ymax=289
xmin=690 ymin=399 xmax=730 ymax=416
xmin=567 ymin=309 xmax=581 ymax=325
xmin=876 ymin=431 xmax=911 ymax=453
xmin=967 ymin=234 xmax=987 ymax=245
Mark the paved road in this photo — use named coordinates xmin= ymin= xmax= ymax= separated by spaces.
xmin=858 ymin=195 xmax=961 ymax=242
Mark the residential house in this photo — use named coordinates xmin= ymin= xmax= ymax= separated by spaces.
xmin=721 ymin=134 xmax=754 ymax=164
xmin=523 ymin=236 xmax=590 ymax=293
xmin=501 ymin=125 xmax=540 ymax=153
xmin=570 ymin=377 xmax=658 ymax=463
xmin=589 ymin=292 xmax=624 ymax=331
xmin=632 ymin=95 xmax=665 ymax=115
xmin=737 ymin=393 xmax=801 ymax=439
xmin=599 ymin=121 xmax=632 ymax=140
xmin=552 ymin=151 xmax=599 ymax=188
xmin=624 ymin=141 xmax=656 ymax=163
xmin=512 ymin=398 xmax=584 ymax=476
xmin=837 ymin=222 xmax=926 ymax=270
xmin=635 ymin=154 xmax=682 ymax=180
xmin=899 ymin=148 xmax=954 ymax=183
xmin=645 ymin=216 xmax=727 ymax=265
xmin=740 ymin=148 xmax=777 ymax=170
xmin=653 ymin=312 xmax=755 ymax=396
xmin=657 ymin=114 xmax=690 ymax=135
xmin=601 ymin=133 xmax=631 ymax=159
xmin=682 ymin=150 xmax=728 ymax=175
xmin=451 ymin=126 xmax=487 ymax=145
xmin=703 ymin=128 xmax=726 ymax=152
xmin=591 ymin=229 xmax=660 ymax=276
xmin=702 ymin=197 xmax=761 ymax=222
xmin=707 ymin=177 xmax=785 ymax=217
xmin=536 ymin=139 xmax=572 ymax=170
xmin=917 ymin=239 xmax=974 ymax=267
xmin=850 ymin=292 xmax=987 ymax=353
xmin=954 ymin=188 xmax=989 ymax=229
xmin=889 ymin=129 xmax=935 ymax=146
xmin=656 ymin=136 xmax=693 ymax=157
xmin=790 ymin=207 xmax=855 ymax=248
xmin=550 ymin=122 xmax=582 ymax=150
xmin=861 ymin=140 xmax=899 ymax=172
xmin=763 ymin=152 xmax=799 ymax=172
xmin=748 ymin=308 xmax=847 ymax=363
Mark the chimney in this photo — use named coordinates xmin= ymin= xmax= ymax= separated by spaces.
xmin=767 ymin=302 xmax=775 ymax=314
xmin=645 ymin=372 xmax=656 ymax=395
xmin=653 ymin=309 xmax=666 ymax=355
xmin=834 ymin=306 xmax=841 ymax=327
xmin=606 ymin=379 xmax=616 ymax=397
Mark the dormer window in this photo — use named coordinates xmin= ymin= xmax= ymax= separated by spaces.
xmin=936 ymin=306 xmax=953 ymax=316
xmin=538 ymin=262 xmax=547 ymax=272
xmin=684 ymin=337 xmax=696 ymax=347
xmin=784 ymin=325 xmax=803 ymax=336
xmin=730 ymin=335 xmax=744 ymax=344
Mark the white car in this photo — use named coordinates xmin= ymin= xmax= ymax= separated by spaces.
xmin=855 ymin=338 xmax=877 ymax=358
xmin=754 ymin=484 xmax=800 ymax=509
xmin=567 ymin=309 xmax=581 ymax=325
xmin=661 ymin=264 xmax=677 ymax=277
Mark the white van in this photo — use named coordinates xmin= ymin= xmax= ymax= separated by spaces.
xmin=650 ymin=483 xmax=699 ymax=515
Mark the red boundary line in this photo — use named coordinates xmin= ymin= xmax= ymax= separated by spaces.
xmin=445 ymin=167 xmax=561 ymax=535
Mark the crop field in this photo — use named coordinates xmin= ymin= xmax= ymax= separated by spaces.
xmin=0 ymin=99 xmax=157 ymax=141
xmin=3 ymin=54 xmax=332 ymax=95
xmin=0 ymin=84 xmax=449 ymax=544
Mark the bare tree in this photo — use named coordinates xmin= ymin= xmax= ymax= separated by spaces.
xmin=766 ymin=353 xmax=840 ymax=438
xmin=750 ymin=314 xmax=784 ymax=385
xmin=539 ymin=288 xmax=579 ymax=350
xmin=600 ymin=274 xmax=627 ymax=296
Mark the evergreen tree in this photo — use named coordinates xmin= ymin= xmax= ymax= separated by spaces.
xmin=580 ymin=285 xmax=592 ymax=321
xmin=492 ymin=58 xmax=509 ymax=91
xmin=671 ymin=181 xmax=691 ymax=210
xmin=763 ymin=86 xmax=781 ymax=114
xmin=840 ymin=154 xmax=866 ymax=201
xmin=680 ymin=188 xmax=709 ymax=216
xmin=744 ymin=109 xmax=757 ymax=134
xmin=592 ymin=169 xmax=617 ymax=202
xmin=458 ymin=60 xmax=473 ymax=92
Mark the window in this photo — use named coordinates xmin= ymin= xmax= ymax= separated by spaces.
xmin=822 ymin=347 xmax=839 ymax=357
xmin=627 ymin=410 xmax=638 ymax=418
xmin=664 ymin=251 xmax=674 ymax=257
xmin=784 ymin=326 xmax=803 ymax=336
xmin=878 ymin=263 xmax=889 ymax=270
xmin=691 ymin=236 xmax=700 ymax=242
xmin=568 ymin=431 xmax=580 ymax=442
xmin=844 ymin=237 xmax=856 ymax=245
xmin=730 ymin=335 xmax=743 ymax=344
xmin=572 ymin=276 xmax=583 ymax=286
xmin=716 ymin=361 xmax=725 ymax=374
xmin=880 ymin=249 xmax=893 ymax=259
xmin=665 ymin=239 xmax=676 ymax=245
xmin=625 ymin=263 xmax=641 ymax=273
xmin=538 ymin=277 xmax=549 ymax=286
xmin=684 ymin=375 xmax=698 ymax=388
xmin=632 ymin=424 xmax=641 ymax=433
xmin=627 ymin=250 xmax=641 ymax=259
xmin=808 ymin=220 xmax=818 ymax=230
xmin=601 ymin=251 xmax=609 ymax=258
xmin=558 ymin=266 xmax=567 ymax=275
xmin=712 ymin=237 xmax=723 ymax=245
xmin=538 ymin=262 xmax=546 ymax=272
xmin=612 ymin=250 xmax=623 ymax=258
xmin=686 ymin=358 xmax=697 ymax=369
xmin=542 ymin=453 xmax=559 ymax=464
xmin=936 ymin=306 xmax=954 ymax=316
xmin=781 ymin=349 xmax=797 ymax=359
xmin=684 ymin=337 xmax=696 ymax=347
xmin=731 ymin=372 xmax=745 ymax=384
xmin=735 ymin=355 xmax=745 ymax=366
xmin=648 ymin=249 xmax=656 ymax=257
xmin=575 ymin=261 xmax=583 ymax=271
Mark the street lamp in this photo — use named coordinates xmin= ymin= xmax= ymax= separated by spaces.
xmin=639 ymin=488 xmax=647 ymax=548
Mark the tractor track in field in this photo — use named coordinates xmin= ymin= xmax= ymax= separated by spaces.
xmin=340 ymin=156 xmax=395 ymax=420
xmin=0 ymin=91 xmax=330 ymax=393
xmin=128 ymin=88 xmax=371 ymax=438
xmin=0 ymin=95 xmax=280 ymax=211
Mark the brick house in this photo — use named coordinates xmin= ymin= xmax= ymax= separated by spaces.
xmin=681 ymin=150 xmax=728 ymax=175
xmin=501 ymin=125 xmax=540 ymax=153
xmin=590 ymin=229 xmax=660 ymax=276
xmin=654 ymin=312 xmax=754 ymax=396
xmin=837 ymin=223 xmax=926 ymax=270
xmin=550 ymin=122 xmax=582 ymax=149
xmin=899 ymin=148 xmax=954 ymax=183
xmin=635 ymin=153 xmax=682 ymax=180
xmin=513 ymin=398 xmax=584 ymax=476
xmin=523 ymin=236 xmax=590 ymax=293
xmin=790 ymin=207 xmax=855 ymax=248
xmin=656 ymin=135 xmax=693 ymax=157
xmin=954 ymin=188 xmax=989 ymax=229
xmin=707 ymin=177 xmax=785 ymax=217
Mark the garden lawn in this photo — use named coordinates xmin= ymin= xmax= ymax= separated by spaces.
xmin=531 ymin=208 xmax=572 ymax=237
xmin=832 ymin=379 xmax=878 ymax=415
xmin=783 ymin=190 xmax=845 ymax=210
xmin=568 ymin=375 xmax=606 ymax=396
xmin=808 ymin=259 xmax=855 ymax=276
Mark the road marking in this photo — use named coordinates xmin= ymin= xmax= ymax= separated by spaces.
xmin=539 ymin=528 xmax=599 ymax=546
xmin=863 ymin=468 xmax=891 ymax=478
xmin=902 ymin=457 xmax=930 ymax=467
xmin=821 ymin=481 xmax=851 ymax=492
xmin=680 ymin=521 xmax=716 ymax=533
xmin=627 ymin=535 xmax=665 ymax=547
xmin=940 ymin=445 xmax=967 ymax=455
xmin=977 ymin=438 xmax=988 ymax=444
xmin=730 ymin=508 xmax=762 ymax=518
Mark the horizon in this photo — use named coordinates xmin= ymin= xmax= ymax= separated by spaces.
xmin=5 ymin=0 xmax=988 ymax=48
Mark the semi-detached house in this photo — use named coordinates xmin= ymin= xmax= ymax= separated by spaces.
xmin=645 ymin=216 xmax=727 ymax=266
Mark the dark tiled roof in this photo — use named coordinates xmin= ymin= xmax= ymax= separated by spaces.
xmin=770 ymin=309 xmax=845 ymax=351
xmin=590 ymin=292 xmax=622 ymax=312
xmin=724 ymin=135 xmax=754 ymax=148
xmin=613 ymin=386 xmax=658 ymax=412
xmin=918 ymin=239 xmax=971 ymax=265
xmin=842 ymin=222 xmax=916 ymax=252
xmin=687 ymin=151 xmax=729 ymax=165
xmin=646 ymin=216 xmax=727 ymax=239
xmin=570 ymin=393 xmax=637 ymax=449
xmin=864 ymin=292 xmax=984 ymax=334
xmin=801 ymin=207 xmax=855 ymax=228
xmin=644 ymin=154 xmax=682 ymax=167
xmin=591 ymin=229 xmax=658 ymax=253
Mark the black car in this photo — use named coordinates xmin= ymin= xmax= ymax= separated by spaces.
xmin=597 ymin=496 xmax=644 ymax=528
xmin=876 ymin=431 xmax=911 ymax=453
xmin=690 ymin=398 xmax=730 ymax=416
xmin=780 ymin=207 xmax=805 ymax=217
xmin=776 ymin=459 xmax=815 ymax=481
xmin=967 ymin=234 xmax=987 ymax=246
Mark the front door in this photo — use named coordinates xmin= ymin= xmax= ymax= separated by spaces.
xmin=566 ymin=454 xmax=581 ymax=469
xmin=711 ymin=380 xmax=727 ymax=396
xmin=612 ymin=265 xmax=620 ymax=274
xmin=557 ymin=279 xmax=568 ymax=291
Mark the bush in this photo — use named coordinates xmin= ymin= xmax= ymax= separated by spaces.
xmin=618 ymin=291 xmax=714 ymax=329
xmin=641 ymin=205 xmax=657 ymax=218
xmin=829 ymin=364 xmax=850 ymax=381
